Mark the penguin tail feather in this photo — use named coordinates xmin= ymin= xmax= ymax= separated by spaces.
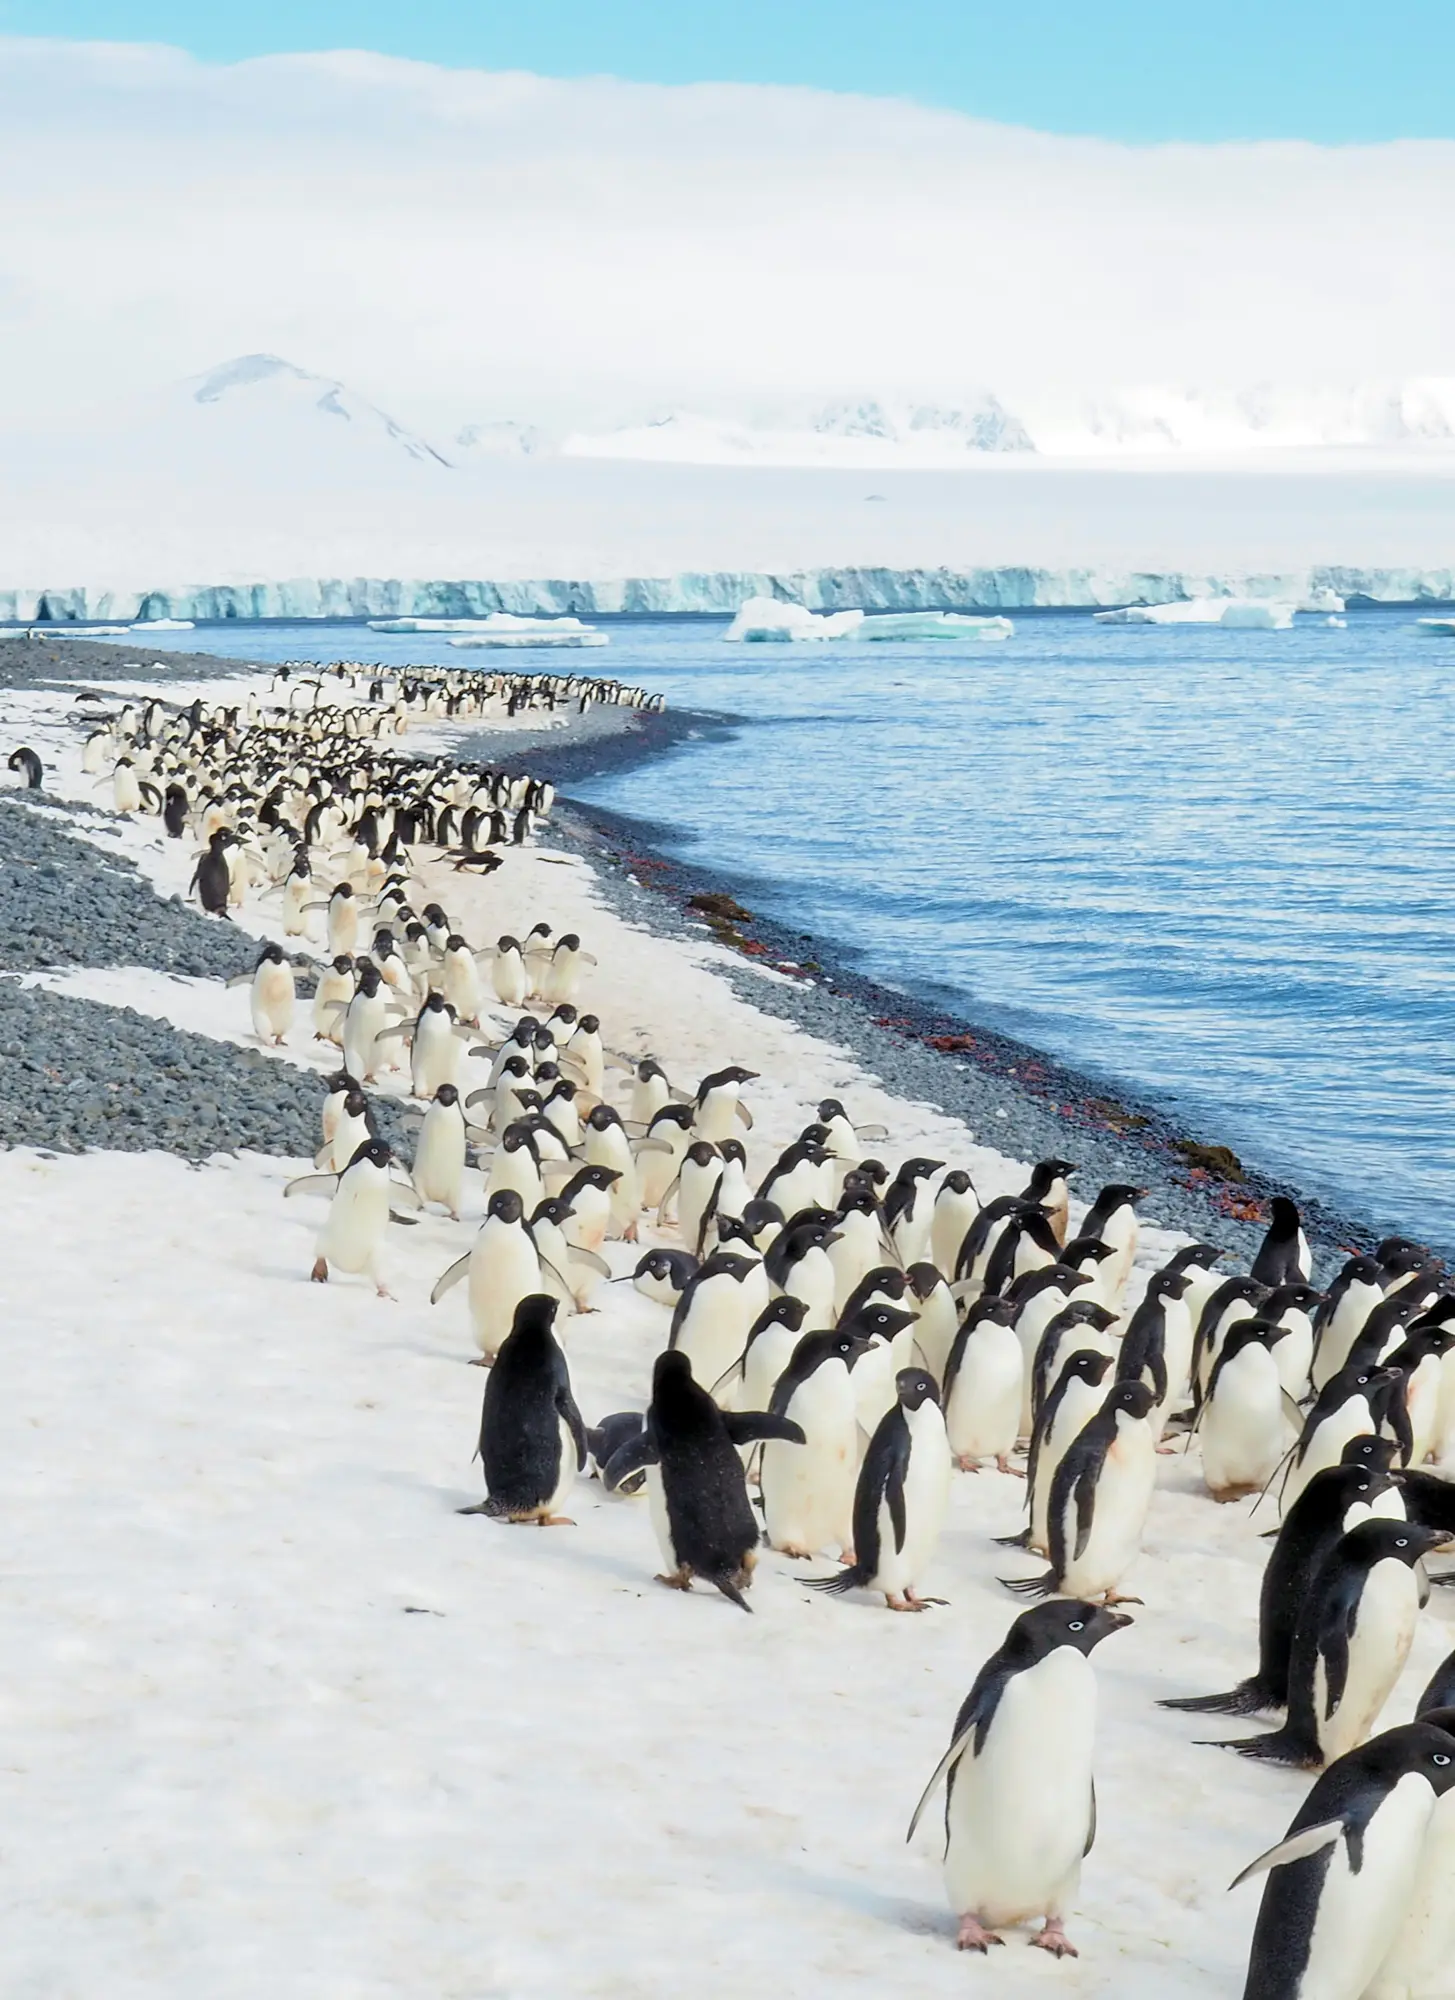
xmin=804 ymin=1568 xmax=868 ymax=1596
xmin=1199 ymin=1727 xmax=1313 ymax=1767
xmin=1000 ymin=1570 xmax=1056 ymax=1599
xmin=711 ymin=1574 xmax=754 ymax=1614
xmin=993 ymin=1528 xmax=1033 ymax=1549
xmin=1160 ymin=1679 xmax=1274 ymax=1717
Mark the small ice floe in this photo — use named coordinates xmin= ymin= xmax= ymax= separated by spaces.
xmin=722 ymin=597 xmax=864 ymax=642
xmin=1094 ymin=598 xmax=1297 ymax=629
xmin=1416 ymin=616 xmax=1455 ymax=634
xmin=856 ymin=611 xmax=1013 ymax=642
xmin=371 ymin=614 xmax=607 ymax=647
xmin=129 ymin=619 xmax=195 ymax=631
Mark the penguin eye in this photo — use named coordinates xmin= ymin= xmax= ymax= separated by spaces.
xmin=1436 ymin=1753 xmax=1451 ymax=1767
xmin=1068 ymin=1620 xmax=1084 ymax=1631
xmin=1396 ymin=1538 xmax=1409 ymax=1547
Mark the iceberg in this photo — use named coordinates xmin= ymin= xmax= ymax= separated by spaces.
xmin=1416 ymin=617 xmax=1455 ymax=634
xmin=723 ymin=598 xmax=864 ymax=642
xmin=442 ymin=613 xmax=607 ymax=649
xmin=855 ymin=611 xmax=1013 ymax=642
xmin=129 ymin=618 xmax=194 ymax=630
xmin=1094 ymin=598 xmax=1297 ymax=629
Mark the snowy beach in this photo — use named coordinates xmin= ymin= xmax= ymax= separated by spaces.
xmin=0 ymin=644 xmax=1452 ymax=1996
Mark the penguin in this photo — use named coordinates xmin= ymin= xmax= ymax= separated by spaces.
xmin=845 ymin=1301 xmax=920 ymax=1439
xmin=1114 ymin=1267 xmax=1194 ymax=1440
xmin=1161 ymin=1442 xmax=1404 ymax=1719
xmin=829 ymin=1186 xmax=888 ymax=1312
xmin=629 ymin=1246 xmax=698 ymax=1309
xmin=636 ymin=1103 xmax=693 ymax=1216
xmin=489 ymin=935 xmax=528 ymax=1007
xmin=664 ymin=1139 xmax=721 ymax=1247
xmin=1213 ymin=1520 xmax=1450 ymax=1766
xmin=761 ymin=1326 xmax=869 ymax=1559
xmin=543 ymin=932 xmax=595 ymax=1005
xmin=297 ymin=1136 xmax=415 ymax=1296
xmin=459 ymin=1294 xmax=585 ymax=1525
xmin=432 ymin=1188 xmax=543 ymax=1364
xmin=1311 ymin=1255 xmax=1390 ymax=1392
xmin=952 ymin=1194 xmax=1029 ymax=1293
xmin=1365 ymin=1704 xmax=1455 ymax=1999
xmin=1260 ymin=1282 xmax=1324 ymax=1401
xmin=906 ymin=1262 xmax=958 ymax=1387
xmin=582 ymin=1105 xmax=641 ymax=1240
xmin=1282 ymin=1363 xmax=1405 ymax=1515
xmin=1231 ymin=1723 xmax=1455 ymax=2000
xmin=692 ymin=1064 xmax=757 ymax=1145
xmin=1018 ymin=1158 xmax=1075 ymax=1248
xmin=602 ymin=1349 xmax=805 ymax=1610
xmin=929 ymin=1169 xmax=980 ymax=1280
xmin=341 ymin=961 xmax=392 ymax=1084
xmin=808 ymin=1369 xmax=952 ymax=1610
xmin=771 ymin=1218 xmax=839 ymax=1328
xmin=739 ymin=1295 xmax=812 ymax=1416
xmin=1077 ymin=1182 xmax=1143 ymax=1305
xmin=441 ymin=934 xmax=485 ymax=1027
xmin=1251 ymin=1194 xmax=1312 ymax=1288
xmin=312 ymin=954 xmax=355 ymax=1045
xmin=882 ymin=1157 xmax=944 ymax=1268
xmin=1161 ymin=1239 xmax=1226 ymax=1335
xmin=319 ymin=1086 xmax=372 ymax=1174
xmin=248 ymin=941 xmax=295 ymax=1046
xmin=1199 ymin=1318 xmax=1300 ymax=1502
xmin=325 ymin=882 xmax=360 ymax=957
xmin=942 ymin=1297 xmax=1024 ymax=1474
xmin=587 ymin=1411 xmax=647 ymax=1490
xmin=980 ymin=1203 xmax=1060 ymax=1298
xmin=7 ymin=745 xmax=43 ymax=789
xmin=1194 ymin=1275 xmax=1272 ymax=1404
xmin=483 ymin=1123 xmax=547 ymax=1218
xmin=907 ymin=1598 xmax=1132 ymax=1958
xmin=558 ymin=1163 xmax=619 ymax=1258
xmin=411 ymin=1083 xmax=468 ymax=1218
xmin=528 ymin=1195 xmax=595 ymax=1313
xmin=1021 ymin=1348 xmax=1116 ymax=1558
xmin=408 ymin=991 xmax=463 ymax=1100
xmin=758 ymin=1140 xmax=834 ymax=1225
xmin=1029 ymin=1301 xmax=1121 ymax=1437
xmin=668 ymin=1253 xmax=757 ymax=1402
xmin=630 ymin=1056 xmax=676 ymax=1130
xmin=190 ymin=830 xmax=233 ymax=918
xmin=1005 ymin=1380 xmax=1156 ymax=1605
xmin=1008 ymin=1264 xmax=1096 ymax=1434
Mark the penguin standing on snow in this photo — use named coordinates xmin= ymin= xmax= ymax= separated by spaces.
xmin=1005 ymin=1380 xmax=1156 ymax=1605
xmin=809 ymin=1369 xmax=952 ymax=1611
xmin=1211 ymin=1519 xmax=1450 ymax=1767
xmin=460 ymin=1293 xmax=585 ymax=1524
xmin=1232 ymin=1723 xmax=1455 ymax=2000
xmin=907 ymin=1599 xmax=1132 ymax=1958
xmin=882 ymin=1157 xmax=944 ymax=1268
xmin=603 ymin=1349 xmax=804 ymax=1609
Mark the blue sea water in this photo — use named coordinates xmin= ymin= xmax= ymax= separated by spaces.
xmin=116 ymin=611 xmax=1455 ymax=1246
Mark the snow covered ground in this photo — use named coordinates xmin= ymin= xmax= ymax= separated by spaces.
xmin=4 ymin=662 xmax=1455 ymax=1994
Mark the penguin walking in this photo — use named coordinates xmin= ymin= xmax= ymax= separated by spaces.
xmin=738 ymin=1295 xmax=812 ymax=1417
xmin=1282 ymin=1363 xmax=1404 ymax=1515
xmin=1232 ymin=1723 xmax=1455 ymax=2000
xmin=1312 ymin=1255 xmax=1391 ymax=1392
xmin=808 ymin=1369 xmax=952 ymax=1610
xmin=312 ymin=954 xmax=355 ymax=1045
xmin=411 ymin=1083 xmax=468 ymax=1218
xmin=293 ymin=1136 xmax=416 ymax=1296
xmin=1114 ymin=1267 xmax=1194 ymax=1441
xmin=1018 ymin=1157 xmax=1075 ymax=1248
xmin=602 ymin=1350 xmax=805 ymax=1610
xmin=760 ymin=1327 xmax=868 ymax=1559
xmin=432 ymin=1189 xmax=544 ymax=1364
xmin=1021 ymin=1348 xmax=1115 ymax=1558
xmin=929 ymin=1169 xmax=980 ymax=1281
xmin=882 ymin=1157 xmax=944 ymax=1268
xmin=459 ymin=1294 xmax=585 ymax=1524
xmin=1005 ymin=1381 xmax=1156 ymax=1605
xmin=942 ymin=1297 xmax=1024 ymax=1474
xmin=408 ymin=991 xmax=463 ymax=1100
xmin=248 ymin=941 xmax=295 ymax=1045
xmin=1161 ymin=1442 xmax=1403 ymax=1718
xmin=1212 ymin=1520 xmax=1449 ymax=1767
xmin=1077 ymin=1182 xmax=1143 ymax=1307
xmin=190 ymin=830 xmax=233 ymax=918
xmin=907 ymin=1599 xmax=1131 ymax=1957
xmin=692 ymin=1065 xmax=757 ymax=1145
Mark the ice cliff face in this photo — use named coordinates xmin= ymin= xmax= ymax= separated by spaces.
xmin=6 ymin=567 xmax=1454 ymax=625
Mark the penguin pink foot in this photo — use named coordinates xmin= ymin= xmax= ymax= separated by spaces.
xmin=311 ymin=1257 xmax=329 ymax=1283
xmin=956 ymin=1916 xmax=1004 ymax=1952
xmin=656 ymin=1567 xmax=693 ymax=1591
xmin=996 ymin=1455 xmax=1026 ymax=1478
xmin=1030 ymin=1920 xmax=1077 ymax=1958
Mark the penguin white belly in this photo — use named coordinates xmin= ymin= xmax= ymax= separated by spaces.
xmin=1315 ymin=1559 xmax=1419 ymax=1764
xmin=467 ymin=1231 xmax=542 ymax=1359
xmin=1284 ymin=1402 xmax=1372 ymax=1515
xmin=852 ymin=1338 xmax=897 ymax=1438
xmin=1157 ymin=1302 xmax=1195 ymax=1425
xmin=1405 ymin=1357 xmax=1443 ymax=1466
xmin=1273 ymin=1317 xmax=1314 ymax=1402
xmin=1015 ymin=1299 xmax=1067 ymax=1435
xmin=318 ymin=1174 xmax=389 ymax=1277
xmin=413 ymin=1114 xmax=465 ymax=1214
xmin=639 ymin=1136 xmax=686 ymax=1216
xmin=931 ymin=1193 xmax=979 ymax=1282
xmin=412 ymin=1021 xmax=460 ymax=1099
xmin=1031 ymin=1382 xmax=1106 ymax=1554
xmin=329 ymin=1110 xmax=370 ymax=1174
xmin=484 ymin=1149 xmax=543 ymax=1217
xmin=549 ymin=1417 xmax=578 ymax=1516
xmin=872 ymin=1405 xmax=950 ymax=1595
xmin=944 ymin=1649 xmax=1095 ymax=1928
xmin=786 ymin=1250 xmax=836 ymax=1328
xmin=1434 ymin=1351 xmax=1455 ymax=1465
xmin=744 ymin=1326 xmax=797 ymax=1415
xmin=1202 ymin=1345 xmax=1289 ymax=1500
xmin=762 ymin=1367 xmax=856 ymax=1556
xmin=492 ymin=954 xmax=527 ymax=1007
xmin=1365 ymin=1783 xmax=1455 ymax=2000
xmin=250 ymin=963 xmax=294 ymax=1041
xmin=675 ymin=1288 xmax=750 ymax=1403
xmin=911 ymin=1290 xmax=957 ymax=1389
xmin=829 ymin=1217 xmax=881 ymax=1312
xmin=1298 ymin=1775 xmax=1436 ymax=2000
xmin=1061 ymin=1427 xmax=1155 ymax=1600
xmin=946 ymin=1325 xmax=1023 ymax=1468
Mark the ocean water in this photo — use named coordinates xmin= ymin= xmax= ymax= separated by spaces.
xmin=109 ymin=610 xmax=1455 ymax=1246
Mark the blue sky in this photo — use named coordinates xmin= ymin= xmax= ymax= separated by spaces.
xmin=3 ymin=0 xmax=1453 ymax=144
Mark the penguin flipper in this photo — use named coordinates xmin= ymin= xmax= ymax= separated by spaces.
xmin=556 ymin=1382 xmax=588 ymax=1470
xmin=1084 ymin=1779 xmax=1097 ymax=1857
xmin=722 ymin=1413 xmax=806 ymax=1448
xmin=734 ymin=1102 xmax=753 ymax=1129
xmin=284 ymin=1173 xmax=339 ymax=1198
xmin=430 ymin=1252 xmax=472 ymax=1304
xmin=905 ymin=1720 xmax=978 ymax=1842
xmin=568 ymin=1246 xmax=613 ymax=1277
xmin=602 ymin=1431 xmax=659 ymax=1493
xmin=1227 ymin=1818 xmax=1345 ymax=1891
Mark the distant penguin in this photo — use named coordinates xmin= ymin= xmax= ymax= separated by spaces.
xmin=1214 ymin=1519 xmax=1449 ymax=1767
xmin=543 ymin=932 xmax=595 ymax=1006
xmin=312 ymin=954 xmax=354 ymax=1045
xmin=248 ymin=941 xmax=295 ymax=1045
xmin=1077 ymin=1182 xmax=1143 ymax=1307
xmin=761 ymin=1326 xmax=869 ymax=1559
xmin=1161 ymin=1239 xmax=1226 ymax=1333
xmin=1311 ymin=1255 xmax=1389 ymax=1392
xmin=630 ymin=1056 xmax=676 ymax=1129
xmin=930 ymin=1169 xmax=980 ymax=1281
xmin=1022 ymin=1348 xmax=1116 ymax=1558
xmin=773 ymin=1219 xmax=840 ymax=1328
xmin=7 ymin=745 xmax=42 ymax=789
xmin=1199 ymin=1318 xmax=1299 ymax=1502
xmin=1251 ymin=1194 xmax=1312 ymax=1287
xmin=809 ymin=1370 xmax=952 ymax=1610
xmin=325 ymin=882 xmax=360 ymax=957
xmin=409 ymin=991 xmax=462 ymax=1100
xmin=943 ymin=1297 xmax=1024 ymax=1474
xmin=441 ymin=934 xmax=484 ymax=1026
xmin=1231 ymin=1724 xmax=1455 ymax=2000
xmin=602 ymin=1349 xmax=805 ymax=1610
xmin=460 ymin=1294 xmax=585 ymax=1524
xmin=669 ymin=1252 xmax=757 ymax=1402
xmin=882 ymin=1157 xmax=944 ymax=1268
xmin=342 ymin=961 xmax=391 ymax=1084
xmin=190 ymin=830 xmax=232 ymax=918
xmin=1018 ymin=1157 xmax=1075 ymax=1248
xmin=1161 ymin=1443 xmax=1404 ymax=1719
xmin=907 ymin=1598 xmax=1131 ymax=1958
xmin=411 ymin=1083 xmax=468 ymax=1218
xmin=1006 ymin=1380 xmax=1156 ymax=1605
xmin=490 ymin=935 xmax=528 ymax=1007
xmin=432 ymin=1189 xmax=543 ymax=1364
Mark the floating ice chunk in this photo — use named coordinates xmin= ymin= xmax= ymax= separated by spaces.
xmin=723 ymin=597 xmax=864 ymax=641
xmin=1094 ymin=597 xmax=1296 ymax=629
xmin=129 ymin=618 xmax=195 ymax=630
xmin=855 ymin=611 xmax=1012 ymax=641
xmin=1416 ymin=616 xmax=1455 ymax=634
xmin=1299 ymin=588 xmax=1345 ymax=614
xmin=1326 ymin=615 xmax=1348 ymax=627
xmin=443 ymin=613 xmax=607 ymax=648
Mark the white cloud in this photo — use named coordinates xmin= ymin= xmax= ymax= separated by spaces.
xmin=3 ymin=36 xmax=1455 ymax=434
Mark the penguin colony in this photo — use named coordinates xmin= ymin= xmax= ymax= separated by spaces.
xmin=70 ymin=660 xmax=1455 ymax=1994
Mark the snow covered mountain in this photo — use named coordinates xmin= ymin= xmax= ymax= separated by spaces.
xmin=176 ymin=355 xmax=454 ymax=474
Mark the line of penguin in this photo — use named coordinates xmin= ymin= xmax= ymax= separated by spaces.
xmin=260 ymin=657 xmax=664 ymax=718
xmin=71 ymin=667 xmax=1455 ymax=1993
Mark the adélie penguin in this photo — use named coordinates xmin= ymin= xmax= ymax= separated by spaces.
xmin=288 ymin=1135 xmax=420 ymax=1297
xmin=1004 ymin=1380 xmax=1156 ymax=1605
xmin=906 ymin=1598 xmax=1132 ymax=1957
xmin=248 ymin=941 xmax=295 ymax=1045
xmin=1231 ymin=1723 xmax=1455 ymax=2000
xmin=602 ymin=1349 xmax=805 ymax=1610
xmin=431 ymin=1188 xmax=543 ymax=1364
xmin=808 ymin=1368 xmax=951 ymax=1610
xmin=942 ymin=1296 xmax=1024 ymax=1474
xmin=1251 ymin=1193 xmax=1312 ymax=1288
xmin=459 ymin=1294 xmax=585 ymax=1524
xmin=1161 ymin=1441 xmax=1403 ymax=1718
xmin=1209 ymin=1519 xmax=1450 ymax=1767
xmin=1365 ymin=1703 xmax=1455 ymax=1999
xmin=761 ymin=1325 xmax=870 ymax=1559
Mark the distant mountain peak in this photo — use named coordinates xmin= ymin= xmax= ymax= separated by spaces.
xmin=186 ymin=354 xmax=452 ymax=467
xmin=192 ymin=354 xmax=309 ymax=404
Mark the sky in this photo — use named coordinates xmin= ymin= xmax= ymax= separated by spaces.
xmin=3 ymin=1 xmax=1455 ymax=145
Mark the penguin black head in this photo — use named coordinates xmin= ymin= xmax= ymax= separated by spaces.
xmin=421 ymin=990 xmax=449 ymax=1014
xmin=331 ymin=954 xmax=354 ymax=974
xmin=719 ymin=1138 xmax=748 ymax=1167
xmin=573 ymin=1164 xmax=622 ymax=1192
xmin=1061 ymin=1235 xmax=1115 ymax=1268
xmin=333 ymin=882 xmax=355 ymax=901
xmin=684 ymin=1140 xmax=720 ymax=1168
xmin=894 ymin=1157 xmax=944 ymax=1184
xmin=255 ymin=941 xmax=285 ymax=967
xmin=1023 ymin=1157 xmax=1076 ymax=1195
xmin=1148 ymin=1268 xmax=1193 ymax=1299
xmin=938 ymin=1169 xmax=976 ymax=1196
xmin=548 ymin=1004 xmax=578 ymax=1029
xmin=797 ymin=1122 xmax=832 ymax=1148
xmin=698 ymin=1065 xmax=758 ymax=1095
xmin=577 ymin=1014 xmax=600 ymax=1035
xmin=836 ymin=1186 xmax=881 ymax=1218
xmin=740 ymin=1198 xmax=784 ymax=1240
xmin=355 ymin=962 xmax=382 ymax=996
xmin=556 ymin=933 xmax=582 ymax=952
xmin=1010 ymin=1599 xmax=1134 ymax=1661
xmin=587 ymin=1104 xmax=624 ymax=1132
xmin=906 ymin=1262 xmax=945 ymax=1300
xmin=323 ymin=1069 xmax=357 ymax=1095
xmin=635 ymin=1247 xmax=695 ymax=1284
xmin=435 ymin=1083 xmax=460 ymax=1107
xmin=445 ymin=933 xmax=470 ymax=954
xmin=1108 ymin=1379 xmax=1155 ymax=1422
xmin=816 ymin=1098 xmax=847 ymax=1122
xmin=1062 ymin=1300 xmax=1119 ymax=1330
xmin=1339 ymin=1433 xmax=1400 ymax=1473
xmin=350 ymin=1136 xmax=392 ymax=1172
xmin=496 ymin=933 xmax=521 ymax=953
xmin=712 ymin=1216 xmax=757 ymax=1250
xmin=849 ymin=1160 xmax=889 ymax=1190
xmin=1264 ymin=1282 xmax=1323 ymax=1316
xmin=895 ymin=1368 xmax=939 ymax=1412
xmin=755 ymin=1296 xmax=810 ymax=1332
xmin=1165 ymin=1241 xmax=1224 ymax=1272
xmin=488 ymin=1189 xmax=526 ymax=1224
xmin=846 ymin=1304 xmax=917 ymax=1345
xmin=342 ymin=1089 xmax=369 ymax=1118
xmin=1382 ymin=1242 xmax=1435 ymax=1283
xmin=505 ymin=1292 xmax=560 ymax=1344
xmin=1062 ymin=1350 xmax=1114 ymax=1387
